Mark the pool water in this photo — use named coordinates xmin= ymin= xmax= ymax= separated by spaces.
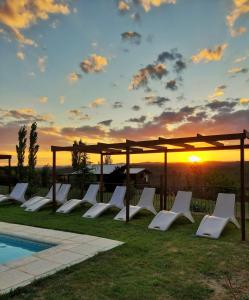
xmin=0 ymin=234 xmax=55 ymax=264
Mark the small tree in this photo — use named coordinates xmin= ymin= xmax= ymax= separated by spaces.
xmin=16 ymin=125 xmax=27 ymax=180
xmin=104 ymin=155 xmax=112 ymax=165
xmin=28 ymin=122 xmax=39 ymax=190
xmin=71 ymin=140 xmax=94 ymax=190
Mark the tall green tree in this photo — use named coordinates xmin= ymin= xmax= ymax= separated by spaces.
xmin=28 ymin=122 xmax=39 ymax=181
xmin=16 ymin=125 xmax=27 ymax=180
xmin=72 ymin=140 xmax=89 ymax=171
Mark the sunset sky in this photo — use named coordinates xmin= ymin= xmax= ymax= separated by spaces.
xmin=0 ymin=0 xmax=249 ymax=166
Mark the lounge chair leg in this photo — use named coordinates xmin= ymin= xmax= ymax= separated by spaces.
xmin=184 ymin=212 xmax=195 ymax=223
xmin=230 ymin=217 xmax=240 ymax=229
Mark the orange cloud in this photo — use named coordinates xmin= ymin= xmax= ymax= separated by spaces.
xmin=138 ymin=0 xmax=176 ymax=12
xmin=240 ymin=98 xmax=249 ymax=104
xmin=208 ymin=85 xmax=226 ymax=101
xmin=0 ymin=0 xmax=70 ymax=46
xmin=16 ymin=51 xmax=25 ymax=60
xmin=227 ymin=0 xmax=249 ymax=37
xmin=89 ymin=98 xmax=106 ymax=108
xmin=192 ymin=44 xmax=227 ymax=63
xmin=67 ymin=72 xmax=81 ymax=84
xmin=80 ymin=54 xmax=108 ymax=73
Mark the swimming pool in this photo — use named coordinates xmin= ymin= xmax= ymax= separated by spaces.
xmin=0 ymin=234 xmax=55 ymax=264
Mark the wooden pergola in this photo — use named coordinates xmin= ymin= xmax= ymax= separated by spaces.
xmin=0 ymin=154 xmax=12 ymax=193
xmin=51 ymin=130 xmax=249 ymax=241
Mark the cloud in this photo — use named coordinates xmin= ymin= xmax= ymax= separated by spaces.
xmin=157 ymin=49 xmax=186 ymax=74
xmin=129 ymin=63 xmax=167 ymax=90
xmin=234 ymin=56 xmax=248 ymax=63
xmin=0 ymin=0 xmax=70 ymax=46
xmin=0 ymin=108 xmax=53 ymax=125
xmin=89 ymin=98 xmax=106 ymax=108
xmin=144 ymin=95 xmax=170 ymax=107
xmin=126 ymin=115 xmax=146 ymax=123
xmin=206 ymin=99 xmax=237 ymax=112
xmin=192 ymin=44 xmax=228 ymax=63
xmin=208 ymin=85 xmax=226 ymax=101
xmin=112 ymin=101 xmax=123 ymax=108
xmin=37 ymin=56 xmax=47 ymax=73
xmin=121 ymin=31 xmax=141 ymax=45
xmin=227 ymin=0 xmax=249 ymax=37
xmin=131 ymin=105 xmax=141 ymax=111
xmin=157 ymin=49 xmax=183 ymax=62
xmin=16 ymin=51 xmax=24 ymax=60
xmin=117 ymin=0 xmax=176 ymax=14
xmin=61 ymin=125 xmax=106 ymax=139
xmin=136 ymin=0 xmax=176 ymax=12
xmin=109 ymin=106 xmax=197 ymax=140
xmin=98 ymin=119 xmax=113 ymax=126
xmin=59 ymin=96 xmax=65 ymax=104
xmin=67 ymin=72 xmax=81 ymax=84
xmin=174 ymin=60 xmax=186 ymax=73
xmin=80 ymin=54 xmax=108 ymax=73
xmin=240 ymin=97 xmax=249 ymax=104
xmin=166 ymin=79 xmax=178 ymax=90
xmin=228 ymin=67 xmax=248 ymax=74
xmin=68 ymin=109 xmax=90 ymax=120
xmin=39 ymin=96 xmax=48 ymax=104
xmin=118 ymin=1 xmax=130 ymax=12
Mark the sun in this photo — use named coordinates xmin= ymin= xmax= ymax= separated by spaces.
xmin=188 ymin=155 xmax=202 ymax=163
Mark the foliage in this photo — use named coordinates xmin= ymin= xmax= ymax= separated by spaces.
xmin=105 ymin=166 xmax=126 ymax=192
xmin=28 ymin=122 xmax=39 ymax=172
xmin=71 ymin=140 xmax=94 ymax=189
xmin=104 ymin=155 xmax=112 ymax=164
xmin=16 ymin=125 xmax=27 ymax=180
xmin=40 ymin=165 xmax=51 ymax=188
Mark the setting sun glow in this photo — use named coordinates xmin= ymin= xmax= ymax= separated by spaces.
xmin=188 ymin=155 xmax=202 ymax=163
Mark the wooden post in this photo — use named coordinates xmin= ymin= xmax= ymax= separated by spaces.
xmin=240 ymin=138 xmax=246 ymax=241
xmin=164 ymin=150 xmax=167 ymax=210
xmin=126 ymin=146 xmax=130 ymax=222
xmin=8 ymin=157 xmax=11 ymax=193
xmin=160 ymin=174 xmax=163 ymax=211
xmin=100 ymin=152 xmax=104 ymax=202
xmin=52 ymin=150 xmax=56 ymax=213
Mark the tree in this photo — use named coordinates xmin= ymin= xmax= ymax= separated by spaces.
xmin=28 ymin=122 xmax=39 ymax=184
xmin=16 ymin=125 xmax=27 ymax=180
xmin=104 ymin=155 xmax=112 ymax=164
xmin=72 ymin=140 xmax=90 ymax=171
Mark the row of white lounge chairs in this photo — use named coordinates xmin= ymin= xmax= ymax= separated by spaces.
xmin=0 ymin=182 xmax=240 ymax=239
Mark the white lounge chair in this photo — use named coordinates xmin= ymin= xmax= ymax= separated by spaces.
xmin=83 ymin=186 xmax=126 ymax=219
xmin=25 ymin=184 xmax=71 ymax=212
xmin=114 ymin=187 xmax=156 ymax=221
xmin=0 ymin=183 xmax=28 ymax=204
xmin=148 ymin=191 xmax=194 ymax=231
xmin=196 ymin=193 xmax=240 ymax=239
xmin=21 ymin=183 xmax=61 ymax=208
xmin=56 ymin=184 xmax=99 ymax=213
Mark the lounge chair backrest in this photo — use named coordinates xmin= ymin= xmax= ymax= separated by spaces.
xmin=213 ymin=193 xmax=235 ymax=218
xmin=46 ymin=183 xmax=61 ymax=199
xmin=10 ymin=183 xmax=28 ymax=201
xmin=57 ymin=184 xmax=71 ymax=204
xmin=82 ymin=184 xmax=99 ymax=204
xmin=171 ymin=191 xmax=192 ymax=213
xmin=109 ymin=186 xmax=126 ymax=209
xmin=137 ymin=187 xmax=156 ymax=209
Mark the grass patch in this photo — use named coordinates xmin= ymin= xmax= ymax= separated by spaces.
xmin=0 ymin=203 xmax=248 ymax=300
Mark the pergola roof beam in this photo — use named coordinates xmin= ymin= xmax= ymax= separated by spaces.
xmin=197 ymin=133 xmax=224 ymax=147
xmin=0 ymin=155 xmax=11 ymax=159
xmin=158 ymin=137 xmax=195 ymax=149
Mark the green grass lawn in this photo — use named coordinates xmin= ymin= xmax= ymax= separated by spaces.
xmin=0 ymin=203 xmax=248 ymax=300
